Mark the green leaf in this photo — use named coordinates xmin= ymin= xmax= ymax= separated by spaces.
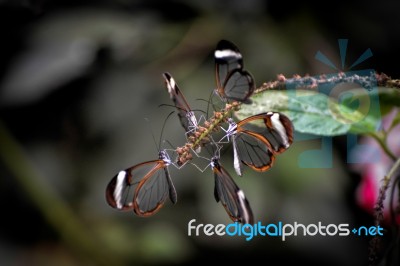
xmin=235 ymin=89 xmax=381 ymax=136
xmin=344 ymin=87 xmax=400 ymax=116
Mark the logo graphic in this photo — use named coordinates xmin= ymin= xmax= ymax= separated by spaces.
xmin=315 ymin=39 xmax=373 ymax=71
xmin=286 ymin=39 xmax=381 ymax=168
xmin=187 ymin=219 xmax=384 ymax=241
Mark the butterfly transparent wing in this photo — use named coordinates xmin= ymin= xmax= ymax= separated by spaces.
xmin=215 ymin=40 xmax=243 ymax=90
xmin=233 ymin=131 xmax=275 ymax=174
xmin=105 ymin=160 xmax=176 ymax=216
xmin=134 ymin=165 xmax=177 ymax=216
xmin=163 ymin=72 xmax=198 ymax=135
xmin=223 ymin=69 xmax=255 ymax=103
xmin=213 ymin=160 xmax=254 ymax=224
xmin=215 ymin=40 xmax=254 ymax=103
xmin=237 ymin=112 xmax=294 ymax=154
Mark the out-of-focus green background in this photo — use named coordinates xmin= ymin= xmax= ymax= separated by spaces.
xmin=0 ymin=1 xmax=399 ymax=265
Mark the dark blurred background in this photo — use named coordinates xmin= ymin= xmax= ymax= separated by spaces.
xmin=0 ymin=0 xmax=399 ymax=265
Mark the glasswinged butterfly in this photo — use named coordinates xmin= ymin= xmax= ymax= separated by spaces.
xmin=222 ymin=112 xmax=294 ymax=176
xmin=106 ymin=113 xmax=178 ymax=217
xmin=214 ymin=40 xmax=255 ymax=104
xmin=211 ymin=156 xmax=254 ymax=224
xmin=163 ymin=72 xmax=198 ymax=136
xmin=105 ymin=149 xmax=177 ymax=216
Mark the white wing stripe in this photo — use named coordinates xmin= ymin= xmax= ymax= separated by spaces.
xmin=214 ymin=50 xmax=242 ymax=60
xmin=237 ymin=190 xmax=251 ymax=224
xmin=270 ymin=113 xmax=289 ymax=148
xmin=114 ymin=171 xmax=127 ymax=209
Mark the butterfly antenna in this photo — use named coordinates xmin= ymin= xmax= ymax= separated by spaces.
xmin=208 ymin=89 xmax=220 ymax=117
xmin=196 ymin=95 xmax=218 ymax=119
xmin=158 ymin=103 xmax=175 ymax=109
xmin=144 ymin=111 xmax=175 ymax=152
xmin=144 ymin=117 xmax=159 ymax=153
xmin=189 ymin=102 xmax=207 ymax=116
xmin=159 ymin=111 xmax=175 ymax=151
xmin=160 ymin=102 xmax=196 ymax=115
xmin=164 ymin=139 xmax=176 ymax=150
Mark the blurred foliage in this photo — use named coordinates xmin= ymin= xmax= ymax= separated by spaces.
xmin=0 ymin=0 xmax=400 ymax=265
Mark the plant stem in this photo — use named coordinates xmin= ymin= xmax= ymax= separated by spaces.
xmin=369 ymin=157 xmax=400 ymax=266
xmin=255 ymin=72 xmax=400 ymax=94
xmin=192 ymin=107 xmax=232 ymax=148
xmin=368 ymin=131 xmax=396 ymax=161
